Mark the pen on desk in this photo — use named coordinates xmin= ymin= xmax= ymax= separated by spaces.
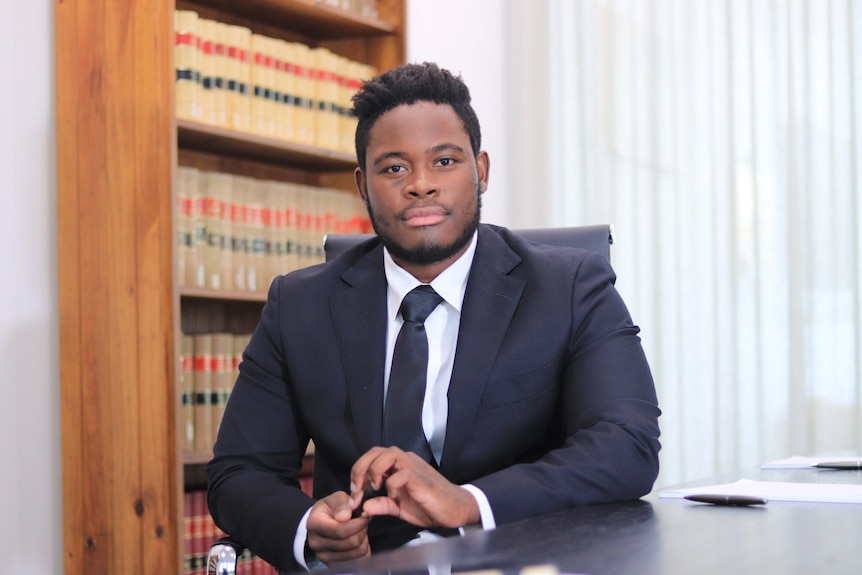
xmin=684 ymin=494 xmax=767 ymax=506
xmin=812 ymin=460 xmax=862 ymax=470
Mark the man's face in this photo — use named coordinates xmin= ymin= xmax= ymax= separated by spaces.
xmin=354 ymin=101 xmax=490 ymax=281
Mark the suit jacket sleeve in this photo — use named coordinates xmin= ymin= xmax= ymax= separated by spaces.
xmin=206 ymin=274 xmax=313 ymax=572
xmin=469 ymin=251 xmax=661 ymax=525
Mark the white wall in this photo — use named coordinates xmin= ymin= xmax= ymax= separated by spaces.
xmin=406 ymin=0 xmax=512 ymax=227
xmin=0 ymin=2 xmax=62 ymax=574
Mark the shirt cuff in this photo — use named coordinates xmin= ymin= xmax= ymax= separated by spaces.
xmin=459 ymin=484 xmax=496 ymax=532
xmin=293 ymin=507 xmax=325 ymax=571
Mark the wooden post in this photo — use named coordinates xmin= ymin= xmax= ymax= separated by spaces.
xmin=56 ymin=0 xmax=179 ymax=573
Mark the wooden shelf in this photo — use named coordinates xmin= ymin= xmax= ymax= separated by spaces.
xmin=178 ymin=120 xmax=358 ymax=171
xmin=184 ymin=452 xmax=214 ymax=466
xmin=185 ymin=0 xmax=397 ymax=39
xmin=180 ymin=286 xmax=269 ymax=304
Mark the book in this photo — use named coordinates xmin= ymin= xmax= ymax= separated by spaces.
xmin=211 ymin=332 xmax=233 ymax=440
xmin=230 ymin=176 xmax=249 ymax=291
xmin=313 ymin=47 xmax=339 ymax=151
xmin=250 ymin=33 xmax=274 ymax=137
xmin=211 ymin=21 xmax=229 ymax=128
xmin=186 ymin=167 xmax=207 ymax=288
xmin=174 ymin=10 xmax=200 ymax=121
xmin=246 ymin=179 xmax=267 ymax=293
xmin=190 ymin=490 xmax=205 ymax=574
xmin=193 ymin=333 xmax=214 ymax=453
xmin=292 ymin=42 xmax=315 ymax=146
xmin=175 ymin=166 xmax=192 ymax=287
xmin=198 ymin=18 xmax=217 ymax=126
xmin=280 ymin=41 xmax=298 ymax=143
xmin=202 ymin=171 xmax=230 ymax=290
xmin=180 ymin=334 xmax=196 ymax=453
xmin=225 ymin=24 xmax=252 ymax=133
xmin=215 ymin=172 xmax=234 ymax=292
xmin=183 ymin=492 xmax=195 ymax=574
xmin=271 ymin=38 xmax=289 ymax=140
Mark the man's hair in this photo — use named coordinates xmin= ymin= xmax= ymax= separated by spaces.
xmin=351 ymin=62 xmax=482 ymax=171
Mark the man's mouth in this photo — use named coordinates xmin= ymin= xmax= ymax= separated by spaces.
xmin=402 ymin=205 xmax=448 ymax=227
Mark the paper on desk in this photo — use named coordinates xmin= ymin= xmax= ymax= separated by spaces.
xmin=761 ymin=455 xmax=842 ymax=469
xmin=659 ymin=478 xmax=862 ymax=503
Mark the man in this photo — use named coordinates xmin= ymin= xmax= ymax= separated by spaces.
xmin=207 ymin=62 xmax=661 ymax=572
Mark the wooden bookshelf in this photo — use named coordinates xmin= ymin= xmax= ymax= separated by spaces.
xmin=177 ymin=119 xmax=358 ymax=169
xmin=56 ymin=1 xmax=404 ymax=573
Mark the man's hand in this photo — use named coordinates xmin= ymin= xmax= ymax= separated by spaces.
xmin=348 ymin=446 xmax=481 ymax=529
xmin=306 ymin=491 xmax=371 ymax=565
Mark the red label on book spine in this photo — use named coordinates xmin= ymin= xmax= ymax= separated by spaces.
xmin=176 ymin=32 xmax=196 ymax=47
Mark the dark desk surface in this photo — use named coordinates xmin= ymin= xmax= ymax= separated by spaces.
xmin=327 ymin=467 xmax=862 ymax=575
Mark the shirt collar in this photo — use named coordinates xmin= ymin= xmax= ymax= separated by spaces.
xmin=383 ymin=231 xmax=478 ymax=319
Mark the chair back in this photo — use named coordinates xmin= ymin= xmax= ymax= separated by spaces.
xmin=323 ymin=225 xmax=614 ymax=263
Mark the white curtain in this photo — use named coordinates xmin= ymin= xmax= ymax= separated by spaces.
xmin=505 ymin=0 xmax=862 ymax=487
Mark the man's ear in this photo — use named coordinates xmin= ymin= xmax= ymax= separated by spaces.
xmin=354 ymin=167 xmax=368 ymax=201
xmin=476 ymin=150 xmax=490 ymax=194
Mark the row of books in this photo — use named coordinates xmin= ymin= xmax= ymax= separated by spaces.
xmin=174 ymin=9 xmax=377 ymax=153
xmin=320 ymin=0 xmax=380 ymax=19
xmin=180 ymin=332 xmax=251 ymax=455
xmin=177 ymin=165 xmax=372 ymax=294
xmin=185 ymin=489 xmax=283 ymax=575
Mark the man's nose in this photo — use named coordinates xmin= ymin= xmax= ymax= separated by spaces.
xmin=405 ymin=167 xmax=437 ymax=197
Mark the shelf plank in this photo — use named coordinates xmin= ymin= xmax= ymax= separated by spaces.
xmin=177 ymin=120 xmax=358 ymax=170
xmin=180 ymin=0 xmax=396 ymax=39
xmin=184 ymin=452 xmax=214 ymax=466
xmin=180 ymin=286 xmax=269 ymax=303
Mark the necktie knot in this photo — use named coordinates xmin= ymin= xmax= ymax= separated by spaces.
xmin=399 ymin=285 xmax=443 ymax=324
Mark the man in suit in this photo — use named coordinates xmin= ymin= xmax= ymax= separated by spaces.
xmin=207 ymin=62 xmax=661 ymax=573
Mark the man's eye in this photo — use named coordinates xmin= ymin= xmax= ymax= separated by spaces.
xmin=438 ymin=158 xmax=453 ymax=167
xmin=385 ymin=165 xmax=405 ymax=174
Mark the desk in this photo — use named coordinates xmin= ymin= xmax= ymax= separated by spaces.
xmin=326 ymin=467 xmax=862 ymax=575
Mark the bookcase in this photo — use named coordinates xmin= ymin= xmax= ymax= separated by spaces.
xmin=56 ymin=1 xmax=404 ymax=574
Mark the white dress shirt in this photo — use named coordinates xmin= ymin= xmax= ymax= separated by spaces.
xmin=295 ymin=232 xmax=495 ymax=569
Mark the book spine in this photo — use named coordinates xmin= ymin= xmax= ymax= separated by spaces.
xmin=181 ymin=334 xmax=195 ymax=453
xmin=282 ymin=42 xmax=298 ymax=143
xmin=226 ymin=25 xmax=252 ymax=133
xmin=211 ymin=22 xmax=229 ymax=127
xmin=211 ymin=332 xmax=232 ymax=440
xmin=193 ymin=333 xmax=213 ymax=453
xmin=202 ymin=171 xmax=223 ymax=290
xmin=190 ymin=490 xmax=205 ymax=574
xmin=175 ymin=166 xmax=191 ymax=287
xmin=187 ymin=167 xmax=207 ymax=288
xmin=263 ymin=182 xmax=278 ymax=288
xmin=271 ymin=38 xmax=288 ymax=141
xmin=217 ymin=172 xmax=235 ymax=291
xmin=283 ymin=183 xmax=298 ymax=273
xmin=184 ymin=491 xmax=194 ymax=574
xmin=198 ymin=19 xmax=216 ymax=126
xmin=293 ymin=43 xmax=315 ymax=146
xmin=174 ymin=10 xmax=200 ymax=121
xmin=247 ymin=180 xmax=266 ymax=293
xmin=231 ymin=178 xmax=248 ymax=291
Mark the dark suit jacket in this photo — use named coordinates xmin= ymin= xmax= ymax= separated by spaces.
xmin=207 ymin=224 xmax=661 ymax=572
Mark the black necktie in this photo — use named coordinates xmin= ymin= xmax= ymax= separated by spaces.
xmin=384 ymin=285 xmax=443 ymax=463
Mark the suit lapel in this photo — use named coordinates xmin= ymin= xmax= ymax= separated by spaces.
xmin=439 ymin=227 xmax=524 ymax=472
xmin=329 ymin=245 xmax=388 ymax=453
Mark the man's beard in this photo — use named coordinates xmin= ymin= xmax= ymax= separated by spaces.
xmin=365 ymin=189 xmax=482 ymax=266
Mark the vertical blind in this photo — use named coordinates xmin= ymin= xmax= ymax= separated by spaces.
xmin=506 ymin=0 xmax=862 ymax=487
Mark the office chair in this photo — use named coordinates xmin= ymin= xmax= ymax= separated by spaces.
xmin=322 ymin=225 xmax=613 ymax=263
xmin=206 ymin=224 xmax=614 ymax=575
